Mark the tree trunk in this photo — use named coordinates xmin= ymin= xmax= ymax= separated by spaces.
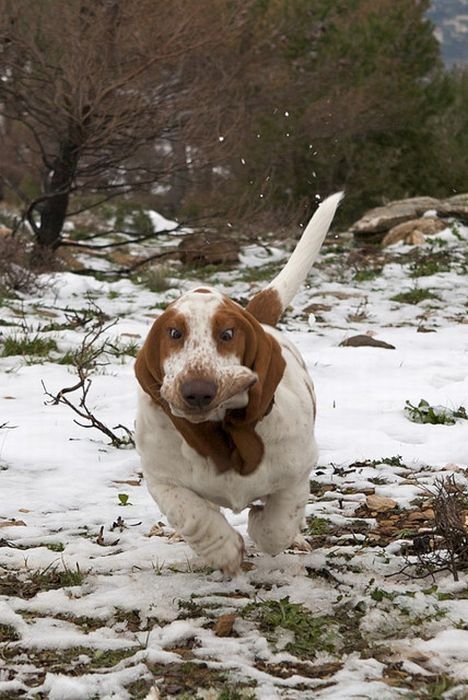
xmin=165 ymin=136 xmax=188 ymax=216
xmin=36 ymin=141 xmax=79 ymax=249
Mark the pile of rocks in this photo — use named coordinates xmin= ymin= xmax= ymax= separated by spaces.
xmin=351 ymin=194 xmax=468 ymax=246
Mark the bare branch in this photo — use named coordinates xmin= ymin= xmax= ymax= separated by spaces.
xmin=42 ymin=314 xmax=134 ymax=448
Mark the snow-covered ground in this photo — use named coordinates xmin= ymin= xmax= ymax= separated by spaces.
xmin=0 ymin=221 xmax=467 ymax=699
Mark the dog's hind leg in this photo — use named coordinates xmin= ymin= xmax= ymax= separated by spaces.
xmin=247 ymin=480 xmax=310 ymax=556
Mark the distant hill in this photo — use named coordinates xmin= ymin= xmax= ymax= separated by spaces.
xmin=428 ymin=0 xmax=468 ymax=66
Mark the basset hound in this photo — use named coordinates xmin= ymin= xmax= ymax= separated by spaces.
xmin=135 ymin=193 xmax=343 ymax=574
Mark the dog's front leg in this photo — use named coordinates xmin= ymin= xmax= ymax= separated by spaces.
xmin=151 ymin=483 xmax=244 ymax=574
xmin=248 ymin=481 xmax=309 ymax=555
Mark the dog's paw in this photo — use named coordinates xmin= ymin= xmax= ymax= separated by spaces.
xmin=205 ymin=530 xmax=244 ymax=576
xmin=289 ymin=533 xmax=312 ymax=552
xmin=248 ymin=505 xmax=298 ymax=556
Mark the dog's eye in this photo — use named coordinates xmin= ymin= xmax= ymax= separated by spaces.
xmin=220 ymin=328 xmax=235 ymax=341
xmin=168 ymin=328 xmax=183 ymax=340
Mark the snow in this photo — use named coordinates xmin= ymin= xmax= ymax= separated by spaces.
xmin=0 ymin=222 xmax=467 ymax=697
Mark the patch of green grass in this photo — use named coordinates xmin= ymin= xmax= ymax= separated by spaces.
xmin=56 ymin=350 xmax=76 ymax=365
xmin=349 ymin=455 xmax=404 ymax=469
xmin=139 ymin=265 xmax=172 ymax=292
xmin=178 ymin=599 xmax=206 ymax=618
xmin=2 ymin=643 xmax=136 ymax=674
xmin=57 ymin=614 xmax=107 ymax=633
xmin=1 ymin=334 xmax=58 ymax=359
xmin=0 ymin=563 xmax=86 ymax=599
xmin=409 ymin=254 xmax=451 ymax=278
xmin=33 ymin=562 xmax=85 ymax=590
xmin=306 ymin=516 xmax=331 ymax=536
xmin=405 ymin=399 xmax=467 ymax=425
xmin=143 ymin=661 xmax=256 ymax=700
xmin=0 ymin=623 xmax=20 ymax=642
xmin=420 ymin=675 xmax=458 ymax=699
xmin=370 ymin=588 xmax=396 ymax=602
xmin=90 ymin=647 xmax=137 ymax=669
xmin=43 ymin=542 xmax=65 ymax=553
xmin=113 ymin=203 xmax=154 ymax=234
xmin=435 ymin=588 xmax=468 ymax=601
xmin=242 ymin=597 xmax=335 ymax=659
xmin=107 ymin=340 xmax=139 ymax=359
xmin=219 ymin=687 xmax=257 ymax=700
xmin=354 ymin=267 xmax=383 ymax=282
xmin=57 ymin=342 xmax=108 ymax=367
xmin=239 ymin=262 xmax=282 ymax=283
xmin=391 ymin=288 xmax=440 ymax=304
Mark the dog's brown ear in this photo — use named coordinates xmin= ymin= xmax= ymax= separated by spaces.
xmin=246 ymin=287 xmax=283 ymax=327
xmin=134 ymin=318 xmax=163 ymax=405
xmin=241 ymin=310 xmax=285 ymax=425
xmin=224 ymin=306 xmax=286 ymax=474
xmin=135 ymin=306 xmax=187 ymax=406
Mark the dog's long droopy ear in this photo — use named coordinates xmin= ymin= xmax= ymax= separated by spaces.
xmin=241 ymin=309 xmax=285 ymax=425
xmin=225 ymin=306 xmax=286 ymax=474
xmin=134 ymin=315 xmax=165 ymax=406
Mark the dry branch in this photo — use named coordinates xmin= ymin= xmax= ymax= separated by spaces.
xmin=388 ymin=475 xmax=468 ymax=582
xmin=42 ymin=315 xmax=134 ymax=448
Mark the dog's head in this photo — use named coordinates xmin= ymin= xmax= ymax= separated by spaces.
xmin=135 ymin=287 xmax=285 ymax=473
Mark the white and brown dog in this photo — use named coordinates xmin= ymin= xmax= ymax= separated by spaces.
xmin=135 ymin=193 xmax=343 ymax=573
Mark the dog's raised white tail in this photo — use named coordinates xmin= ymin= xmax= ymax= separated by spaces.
xmin=247 ymin=192 xmax=343 ymax=326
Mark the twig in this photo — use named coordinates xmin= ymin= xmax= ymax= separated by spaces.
xmin=42 ymin=313 xmax=134 ymax=448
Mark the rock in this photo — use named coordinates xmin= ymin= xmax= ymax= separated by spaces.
xmin=366 ymin=495 xmax=398 ymax=513
xmin=382 ymin=217 xmax=447 ymax=247
xmin=311 ymin=290 xmax=365 ymax=300
xmin=0 ymin=518 xmax=26 ymax=528
xmin=444 ymin=193 xmax=468 ymax=219
xmin=351 ymin=194 xmax=468 ymax=239
xmin=178 ymin=232 xmax=240 ymax=266
xmin=303 ymin=302 xmax=333 ymax=313
xmin=352 ymin=197 xmax=441 ymax=235
xmin=340 ymin=335 xmax=395 ymax=349
xmin=214 ymin=613 xmax=236 ymax=637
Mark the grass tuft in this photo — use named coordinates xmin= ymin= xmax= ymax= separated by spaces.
xmin=391 ymin=288 xmax=440 ymax=304
xmin=1 ymin=334 xmax=58 ymax=359
xmin=242 ymin=597 xmax=335 ymax=659
xmin=405 ymin=399 xmax=467 ymax=425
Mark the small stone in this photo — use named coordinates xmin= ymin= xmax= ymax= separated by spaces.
xmin=382 ymin=217 xmax=446 ymax=246
xmin=0 ymin=519 xmax=26 ymax=528
xmin=214 ymin=613 xmax=236 ymax=637
xmin=178 ymin=232 xmax=240 ymax=266
xmin=340 ymin=335 xmax=395 ymax=350
xmin=406 ymin=511 xmax=427 ymax=522
xmin=366 ymin=495 xmax=398 ymax=513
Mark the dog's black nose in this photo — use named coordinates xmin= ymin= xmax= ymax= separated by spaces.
xmin=181 ymin=379 xmax=217 ymax=408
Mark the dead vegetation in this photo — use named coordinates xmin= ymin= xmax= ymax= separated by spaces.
xmin=42 ymin=314 xmax=134 ymax=448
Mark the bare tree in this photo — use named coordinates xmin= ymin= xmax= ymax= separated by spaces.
xmin=0 ymin=0 xmax=249 ymax=253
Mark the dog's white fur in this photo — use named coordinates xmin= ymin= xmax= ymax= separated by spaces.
xmin=135 ymin=193 xmax=343 ymax=573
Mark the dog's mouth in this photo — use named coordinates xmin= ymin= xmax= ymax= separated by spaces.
xmin=163 ymin=369 xmax=257 ymax=423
